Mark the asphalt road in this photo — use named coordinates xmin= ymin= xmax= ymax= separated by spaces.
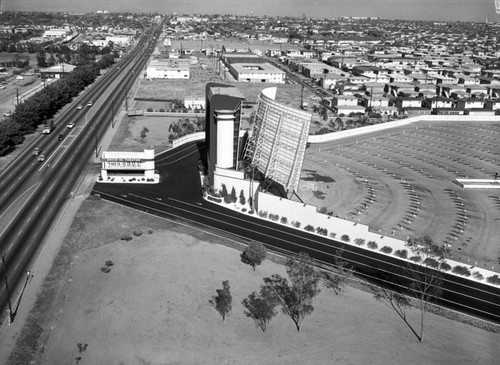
xmin=0 ymin=24 xmax=163 ymax=325
xmin=92 ymin=141 xmax=500 ymax=325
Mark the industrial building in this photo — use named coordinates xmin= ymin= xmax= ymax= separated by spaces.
xmin=146 ymin=59 xmax=190 ymax=79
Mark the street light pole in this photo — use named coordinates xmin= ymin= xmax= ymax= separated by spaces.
xmin=1 ymin=254 xmax=14 ymax=324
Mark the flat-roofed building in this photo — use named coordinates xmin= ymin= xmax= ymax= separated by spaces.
xmin=228 ymin=62 xmax=285 ymax=83
xmin=99 ymin=148 xmax=159 ymax=183
xmin=146 ymin=59 xmax=190 ymax=79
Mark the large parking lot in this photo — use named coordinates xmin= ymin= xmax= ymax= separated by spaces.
xmin=298 ymin=120 xmax=500 ymax=270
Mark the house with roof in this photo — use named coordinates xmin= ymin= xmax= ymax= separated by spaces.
xmin=321 ymin=72 xmax=349 ymax=90
xmin=395 ymin=97 xmax=423 ymax=109
xmin=484 ymin=99 xmax=500 ymax=110
xmin=456 ymin=98 xmax=485 ymax=110
xmin=422 ymin=96 xmax=455 ymax=109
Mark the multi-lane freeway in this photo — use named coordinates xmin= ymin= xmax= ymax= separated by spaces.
xmin=0 ymin=21 xmax=164 ymax=323
xmin=93 ymin=141 xmax=500 ymax=325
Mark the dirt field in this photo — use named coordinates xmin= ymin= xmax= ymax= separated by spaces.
xmin=10 ymin=198 xmax=500 ymax=365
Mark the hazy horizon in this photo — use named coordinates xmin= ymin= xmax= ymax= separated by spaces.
xmin=2 ymin=0 xmax=499 ymax=23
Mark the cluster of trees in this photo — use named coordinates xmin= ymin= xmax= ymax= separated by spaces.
xmin=0 ymin=55 xmax=116 ymax=156
xmin=37 ymin=43 xmax=118 ymax=68
xmin=212 ymin=236 xmax=447 ymax=342
xmin=167 ymin=117 xmax=205 ymax=143
xmin=213 ymin=249 xmax=349 ymax=333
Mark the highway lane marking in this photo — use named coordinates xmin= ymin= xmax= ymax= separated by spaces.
xmin=130 ymin=193 xmax=500 ymax=300
xmin=0 ymin=182 xmax=41 ymax=236
xmin=126 ymin=192 xmax=500 ymax=301
xmin=155 ymin=148 xmax=200 ymax=167
xmin=96 ymin=190 xmax=500 ymax=321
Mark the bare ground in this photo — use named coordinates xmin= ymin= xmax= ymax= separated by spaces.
xmin=9 ymin=198 xmax=500 ymax=365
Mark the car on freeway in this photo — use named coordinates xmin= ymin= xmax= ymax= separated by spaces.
xmin=32 ymin=147 xmax=41 ymax=155
xmin=77 ymin=105 xmax=83 ymax=110
xmin=37 ymin=154 xmax=46 ymax=162
xmin=58 ymin=133 xmax=64 ymax=140
xmin=67 ymin=121 xmax=75 ymax=129
xmin=87 ymin=101 xmax=93 ymax=107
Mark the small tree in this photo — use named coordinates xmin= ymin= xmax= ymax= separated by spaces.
xmin=373 ymin=285 xmax=417 ymax=339
xmin=210 ymin=281 xmax=232 ymax=321
xmin=241 ymin=241 xmax=267 ymax=271
xmin=239 ymin=190 xmax=246 ymax=205
xmin=321 ymin=249 xmax=351 ymax=295
xmin=230 ymin=186 xmax=237 ymax=203
xmin=263 ymin=252 xmax=321 ymax=331
xmin=406 ymin=236 xmax=446 ymax=342
xmin=242 ymin=287 xmax=278 ymax=332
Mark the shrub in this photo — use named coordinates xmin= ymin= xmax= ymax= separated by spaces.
xmin=258 ymin=211 xmax=268 ymax=219
xmin=248 ymin=210 xmax=254 ymax=215
xmin=318 ymin=207 xmax=327 ymax=214
xmin=380 ymin=246 xmax=392 ymax=254
xmin=452 ymin=265 xmax=471 ymax=277
xmin=440 ymin=262 xmax=452 ymax=271
xmin=280 ymin=216 xmax=288 ymax=224
xmin=159 ymin=108 xmax=165 ymax=112
xmin=101 ymin=267 xmax=111 ymax=273
xmin=486 ymin=275 xmax=500 ymax=285
xmin=242 ymin=208 xmax=247 ymax=212
xmin=423 ymin=257 xmax=441 ymax=268
xmin=367 ymin=241 xmax=378 ymax=249
xmin=316 ymin=227 xmax=328 ymax=236
xmin=133 ymin=230 xmax=143 ymax=237
xmin=105 ymin=260 xmax=114 ymax=267
xmin=304 ymin=224 xmax=315 ymax=232
xmin=120 ymin=234 xmax=132 ymax=241
xmin=354 ymin=238 xmax=365 ymax=246
xmin=269 ymin=214 xmax=279 ymax=222
xmin=292 ymin=221 xmax=301 ymax=228
xmin=409 ymin=255 xmax=421 ymax=262
xmin=394 ymin=249 xmax=408 ymax=258
xmin=472 ymin=271 xmax=484 ymax=280
xmin=341 ymin=234 xmax=350 ymax=242
xmin=329 ymin=232 xmax=337 ymax=239
xmin=147 ymin=229 xmax=153 ymax=234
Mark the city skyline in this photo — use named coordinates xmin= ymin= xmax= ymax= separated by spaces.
xmin=3 ymin=0 xmax=499 ymax=23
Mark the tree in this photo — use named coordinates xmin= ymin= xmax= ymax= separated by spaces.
xmin=321 ymin=249 xmax=351 ymax=295
xmin=373 ymin=284 xmax=417 ymax=338
xmin=263 ymin=252 xmax=321 ymax=331
xmin=373 ymin=236 xmax=446 ymax=342
xmin=230 ymin=186 xmax=237 ymax=203
xmin=406 ymin=236 xmax=446 ymax=342
xmin=210 ymin=281 xmax=232 ymax=321
xmin=241 ymin=241 xmax=267 ymax=271
xmin=242 ymin=287 xmax=278 ymax=332
xmin=239 ymin=190 xmax=246 ymax=205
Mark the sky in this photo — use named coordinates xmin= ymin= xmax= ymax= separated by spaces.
xmin=2 ymin=0 xmax=499 ymax=22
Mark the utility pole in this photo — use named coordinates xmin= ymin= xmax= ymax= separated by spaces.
xmin=1 ymin=254 xmax=14 ymax=324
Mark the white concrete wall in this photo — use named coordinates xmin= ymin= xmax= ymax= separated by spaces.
xmin=308 ymin=115 xmax=500 ymax=144
xmin=172 ymin=132 xmax=205 ymax=149
xmin=213 ymin=169 xmax=259 ymax=204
